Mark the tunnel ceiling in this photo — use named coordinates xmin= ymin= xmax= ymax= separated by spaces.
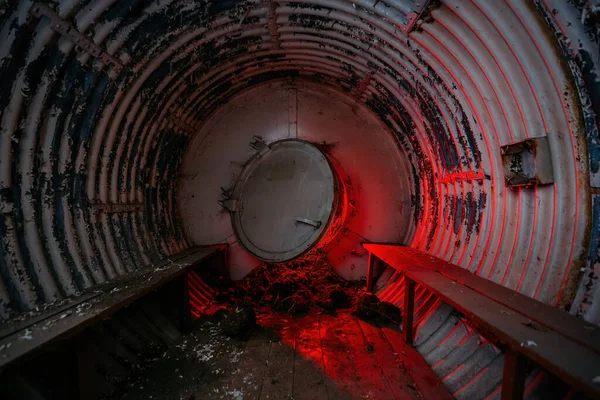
xmin=0 ymin=0 xmax=600 ymax=331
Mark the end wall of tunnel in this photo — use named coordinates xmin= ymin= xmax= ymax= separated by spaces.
xmin=1 ymin=0 xmax=600 ymax=398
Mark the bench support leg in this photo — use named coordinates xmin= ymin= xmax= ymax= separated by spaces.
xmin=366 ymin=253 xmax=386 ymax=293
xmin=180 ymin=273 xmax=192 ymax=334
xmin=403 ymin=277 xmax=415 ymax=345
xmin=76 ymin=332 xmax=99 ymax=400
xmin=501 ymin=348 xmax=527 ymax=400
xmin=367 ymin=252 xmax=375 ymax=292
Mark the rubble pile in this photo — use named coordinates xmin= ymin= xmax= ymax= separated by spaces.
xmin=214 ymin=252 xmax=364 ymax=315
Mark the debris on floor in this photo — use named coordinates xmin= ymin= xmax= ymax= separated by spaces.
xmin=113 ymin=254 xmax=409 ymax=399
xmin=203 ymin=251 xmax=402 ymax=333
xmin=213 ymin=251 xmax=365 ymax=316
xmin=116 ymin=311 xmax=424 ymax=400
xmin=212 ymin=307 xmax=256 ymax=338
xmin=354 ymin=293 xmax=402 ymax=327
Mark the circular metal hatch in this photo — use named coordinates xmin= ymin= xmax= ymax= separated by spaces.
xmin=231 ymin=139 xmax=337 ymax=262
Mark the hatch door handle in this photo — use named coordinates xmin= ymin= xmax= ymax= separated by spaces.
xmin=295 ymin=218 xmax=321 ymax=229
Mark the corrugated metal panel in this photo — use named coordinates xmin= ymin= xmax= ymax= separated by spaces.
xmin=0 ymin=0 xmax=597 ymax=398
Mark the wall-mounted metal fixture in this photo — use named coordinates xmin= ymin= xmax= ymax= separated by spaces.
xmin=93 ymin=202 xmax=143 ymax=214
xmin=501 ymin=136 xmax=554 ymax=187
xmin=29 ymin=2 xmax=125 ymax=75
xmin=402 ymin=0 xmax=435 ymax=33
xmin=354 ymin=73 xmax=373 ymax=101
xmin=218 ymin=188 xmax=239 ymax=213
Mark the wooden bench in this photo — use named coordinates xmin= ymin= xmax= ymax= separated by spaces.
xmin=363 ymin=243 xmax=600 ymax=400
xmin=0 ymin=245 xmax=225 ymax=395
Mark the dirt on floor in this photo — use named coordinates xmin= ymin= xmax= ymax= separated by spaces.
xmin=213 ymin=251 xmax=366 ymax=315
xmin=115 ymin=311 xmax=418 ymax=400
xmin=113 ymin=254 xmax=405 ymax=399
xmin=203 ymin=251 xmax=403 ymax=334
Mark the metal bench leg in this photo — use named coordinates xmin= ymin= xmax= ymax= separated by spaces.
xmin=367 ymin=252 xmax=375 ymax=292
xmin=76 ymin=332 xmax=99 ymax=400
xmin=180 ymin=273 xmax=192 ymax=334
xmin=367 ymin=253 xmax=386 ymax=293
xmin=501 ymin=348 xmax=527 ymax=400
xmin=403 ymin=277 xmax=415 ymax=345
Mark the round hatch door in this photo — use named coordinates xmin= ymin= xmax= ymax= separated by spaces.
xmin=231 ymin=139 xmax=337 ymax=262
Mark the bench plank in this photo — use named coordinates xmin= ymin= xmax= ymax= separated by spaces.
xmin=363 ymin=244 xmax=600 ymax=355
xmin=404 ymin=267 xmax=600 ymax=399
xmin=0 ymin=246 xmax=223 ymax=369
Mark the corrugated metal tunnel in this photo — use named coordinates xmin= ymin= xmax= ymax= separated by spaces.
xmin=1 ymin=0 xmax=600 ymax=399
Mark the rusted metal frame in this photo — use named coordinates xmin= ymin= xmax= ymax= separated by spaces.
xmin=263 ymin=0 xmax=280 ymax=49
xmin=29 ymin=2 xmax=124 ymax=75
xmin=501 ymin=347 xmax=528 ymax=400
xmin=403 ymin=276 xmax=415 ymax=345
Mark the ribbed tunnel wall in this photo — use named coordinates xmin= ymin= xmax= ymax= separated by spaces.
xmin=1 ymin=0 xmax=599 ymax=398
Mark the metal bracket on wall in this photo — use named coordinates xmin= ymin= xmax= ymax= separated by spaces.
xmin=263 ymin=0 xmax=280 ymax=49
xmin=400 ymin=0 xmax=435 ymax=34
xmin=354 ymin=73 xmax=373 ymax=101
xmin=29 ymin=2 xmax=125 ymax=75
xmin=93 ymin=202 xmax=143 ymax=214
xmin=501 ymin=136 xmax=554 ymax=187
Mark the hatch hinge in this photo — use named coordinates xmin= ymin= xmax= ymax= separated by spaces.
xmin=219 ymin=199 xmax=239 ymax=212
xmin=30 ymin=2 xmax=125 ymax=75
xmin=250 ymin=136 xmax=271 ymax=157
xmin=218 ymin=188 xmax=239 ymax=212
